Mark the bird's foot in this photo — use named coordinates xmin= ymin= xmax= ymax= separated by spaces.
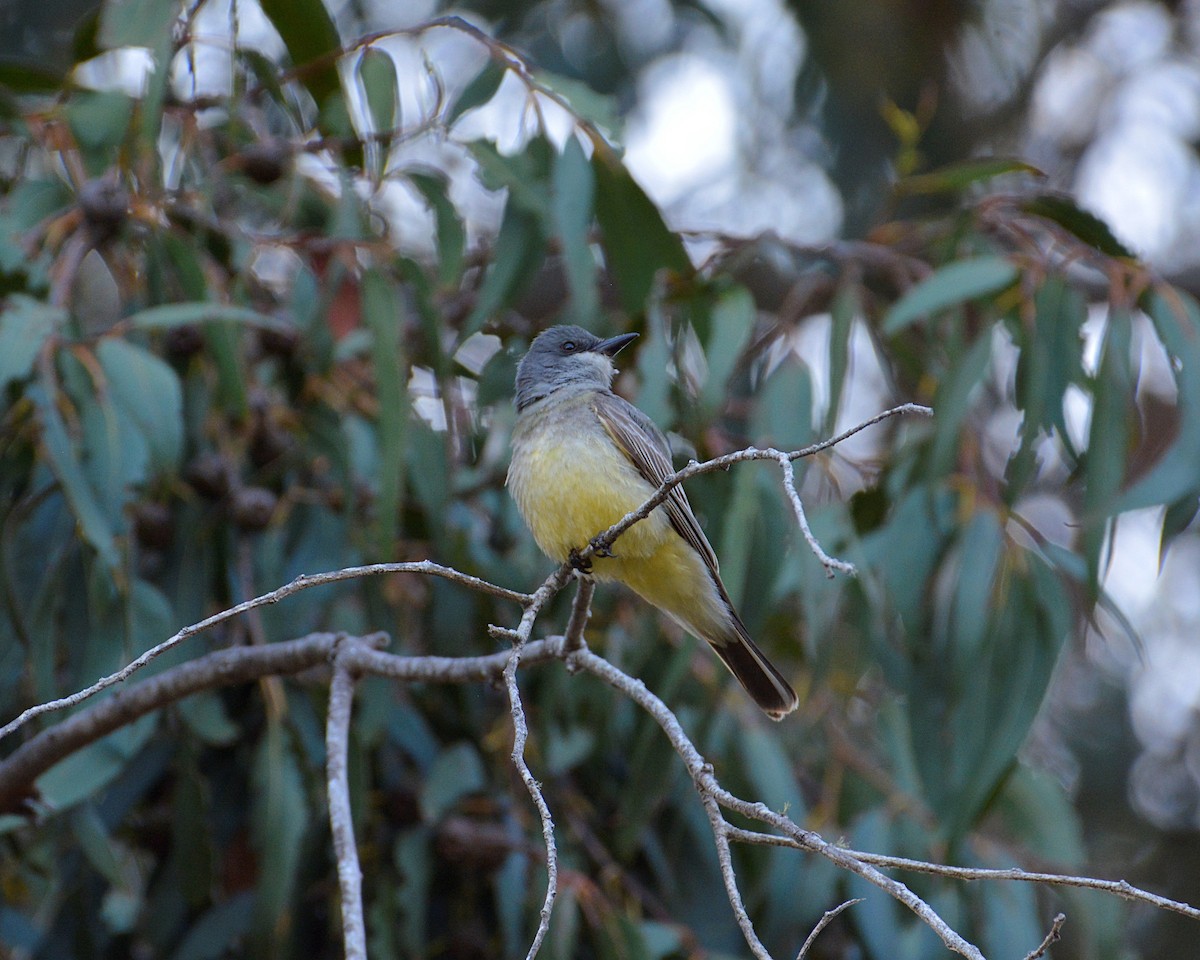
xmin=568 ymin=547 xmax=593 ymax=575
xmin=589 ymin=536 xmax=616 ymax=559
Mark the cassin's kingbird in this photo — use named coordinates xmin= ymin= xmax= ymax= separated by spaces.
xmin=507 ymin=325 xmax=799 ymax=719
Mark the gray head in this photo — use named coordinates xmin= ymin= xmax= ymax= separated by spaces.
xmin=514 ymin=325 xmax=638 ymax=411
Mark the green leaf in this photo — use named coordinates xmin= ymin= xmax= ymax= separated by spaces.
xmin=0 ymin=295 xmax=61 ymax=395
xmin=754 ymin=356 xmax=812 ymax=452
xmin=65 ymin=91 xmax=134 ymax=170
xmin=178 ymin=692 xmax=240 ymax=745
xmin=825 ymin=281 xmax=856 ymax=433
xmin=127 ymin=301 xmax=292 ymax=333
xmin=96 ymin=338 xmax=183 ymax=472
xmin=468 ymin=138 xmax=552 ymax=219
xmin=250 ymin=719 xmax=308 ymax=947
xmin=949 ymin=509 xmax=1003 ymax=661
xmin=36 ymin=713 xmax=157 ymax=811
xmin=895 ymin=157 xmax=1044 ymax=195
xmin=930 ymin=332 xmax=992 ymax=477
xmin=31 ymin=383 xmax=122 ymax=572
xmin=98 ymin=0 xmax=179 ymax=50
xmin=592 ymin=149 xmax=691 ymax=313
xmin=552 ymin=135 xmax=599 ymax=325
xmin=883 ymin=257 xmax=1017 ymax=333
xmin=1008 ymin=278 xmax=1087 ymax=491
xmin=362 ymin=269 xmax=406 ymax=559
xmin=0 ymin=61 xmax=63 ymax=94
xmin=1159 ymin=494 xmax=1200 ymax=568
xmin=408 ymin=171 xmax=466 ymax=287
xmin=358 ymin=47 xmax=398 ymax=136
xmin=1117 ymin=289 xmax=1200 ymax=513
xmin=171 ymin=893 xmax=256 ymax=960
xmin=1082 ymin=314 xmax=1132 ymax=575
xmin=533 ymin=70 xmax=620 ymax=134
xmin=463 ymin=203 xmax=544 ymax=334
xmin=1022 ymin=193 xmax=1134 ymax=258
xmin=701 ymin=284 xmax=755 ymax=414
xmin=393 ymin=829 xmax=432 ymax=954
xmin=446 ymin=58 xmax=506 ymax=125
xmin=420 ymin=743 xmax=485 ymax=821
xmin=258 ymin=0 xmax=341 ymax=107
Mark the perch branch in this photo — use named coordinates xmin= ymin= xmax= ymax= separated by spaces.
xmin=580 ymin=402 xmax=932 ymax=567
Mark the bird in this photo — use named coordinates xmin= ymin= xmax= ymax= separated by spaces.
xmin=506 ymin=325 xmax=798 ymax=719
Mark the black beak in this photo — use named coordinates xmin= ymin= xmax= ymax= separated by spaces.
xmin=594 ymin=332 xmax=638 ymax=357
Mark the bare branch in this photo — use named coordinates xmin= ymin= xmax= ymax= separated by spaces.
xmin=1024 ymin=913 xmax=1066 ymax=960
xmin=796 ymin=899 xmax=863 ymax=960
xmin=705 ymin=794 xmax=772 ymax=960
xmin=841 ymin=849 xmax=1200 ymax=923
xmin=0 ymin=633 xmax=568 ymax=812
xmin=581 ymin=403 xmax=932 ymax=567
xmin=725 ymin=826 xmax=1200 ymax=923
xmin=0 ymin=561 xmax=528 ymax=742
xmin=504 ymin=637 xmax=558 ymax=960
xmin=563 ymin=576 xmax=595 ymax=653
xmin=326 ymin=641 xmax=367 ymax=960
xmin=0 ymin=632 xmax=343 ymax=812
xmin=567 ymin=644 xmax=986 ymax=960
xmin=774 ymin=452 xmax=855 ymax=577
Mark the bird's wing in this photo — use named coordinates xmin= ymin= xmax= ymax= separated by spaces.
xmin=591 ymin=391 xmax=720 ymax=575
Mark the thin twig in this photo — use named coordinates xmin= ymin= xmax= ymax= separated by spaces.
xmin=582 ymin=403 xmax=932 ymax=567
xmin=326 ymin=641 xmax=367 ymax=960
xmin=568 ymin=645 xmax=986 ymax=960
xmin=504 ymin=637 xmax=558 ymax=960
xmin=1023 ymin=913 xmax=1066 ymax=960
xmin=705 ymin=794 xmax=772 ymax=960
xmin=796 ymin=899 xmax=863 ymax=960
xmin=775 ymin=452 xmax=855 ymax=577
xmin=0 ymin=560 xmax=529 ymax=742
xmin=724 ymin=826 xmax=1200 ymax=922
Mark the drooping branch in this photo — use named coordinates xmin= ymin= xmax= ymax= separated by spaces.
xmin=326 ymin=639 xmax=367 ymax=960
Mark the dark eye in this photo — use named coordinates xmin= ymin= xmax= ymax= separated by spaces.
xmin=561 ymin=340 xmax=577 ymax=353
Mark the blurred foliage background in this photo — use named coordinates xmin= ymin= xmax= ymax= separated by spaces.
xmin=2 ymin=0 xmax=1200 ymax=958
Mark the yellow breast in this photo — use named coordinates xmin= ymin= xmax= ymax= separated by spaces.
xmin=508 ymin=393 xmax=670 ymax=563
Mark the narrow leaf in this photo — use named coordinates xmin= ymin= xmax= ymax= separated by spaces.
xmin=446 ymin=58 xmax=506 ymax=125
xmin=592 ymin=149 xmax=691 ymax=313
xmin=31 ymin=383 xmax=121 ymax=572
xmin=1022 ymin=193 xmax=1134 ymax=258
xmin=258 ymin=0 xmax=341 ymax=107
xmin=883 ymin=257 xmax=1017 ymax=333
xmin=896 ymin=157 xmax=1044 ymax=195
xmin=552 ymin=135 xmax=599 ymax=325
xmin=358 ymin=47 xmax=398 ymax=136
xmin=0 ymin=295 xmax=61 ymax=394
xmin=362 ymin=269 xmax=406 ymax=558
xmin=96 ymin=337 xmax=183 ymax=471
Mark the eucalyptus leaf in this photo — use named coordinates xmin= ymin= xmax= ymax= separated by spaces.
xmin=0 ymin=295 xmax=61 ymax=395
xmin=883 ymin=257 xmax=1017 ymax=333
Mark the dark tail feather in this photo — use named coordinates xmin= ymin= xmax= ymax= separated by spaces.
xmin=709 ymin=622 xmax=798 ymax=720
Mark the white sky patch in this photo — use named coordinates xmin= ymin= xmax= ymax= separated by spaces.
xmin=624 ymin=53 xmax=738 ymax=206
